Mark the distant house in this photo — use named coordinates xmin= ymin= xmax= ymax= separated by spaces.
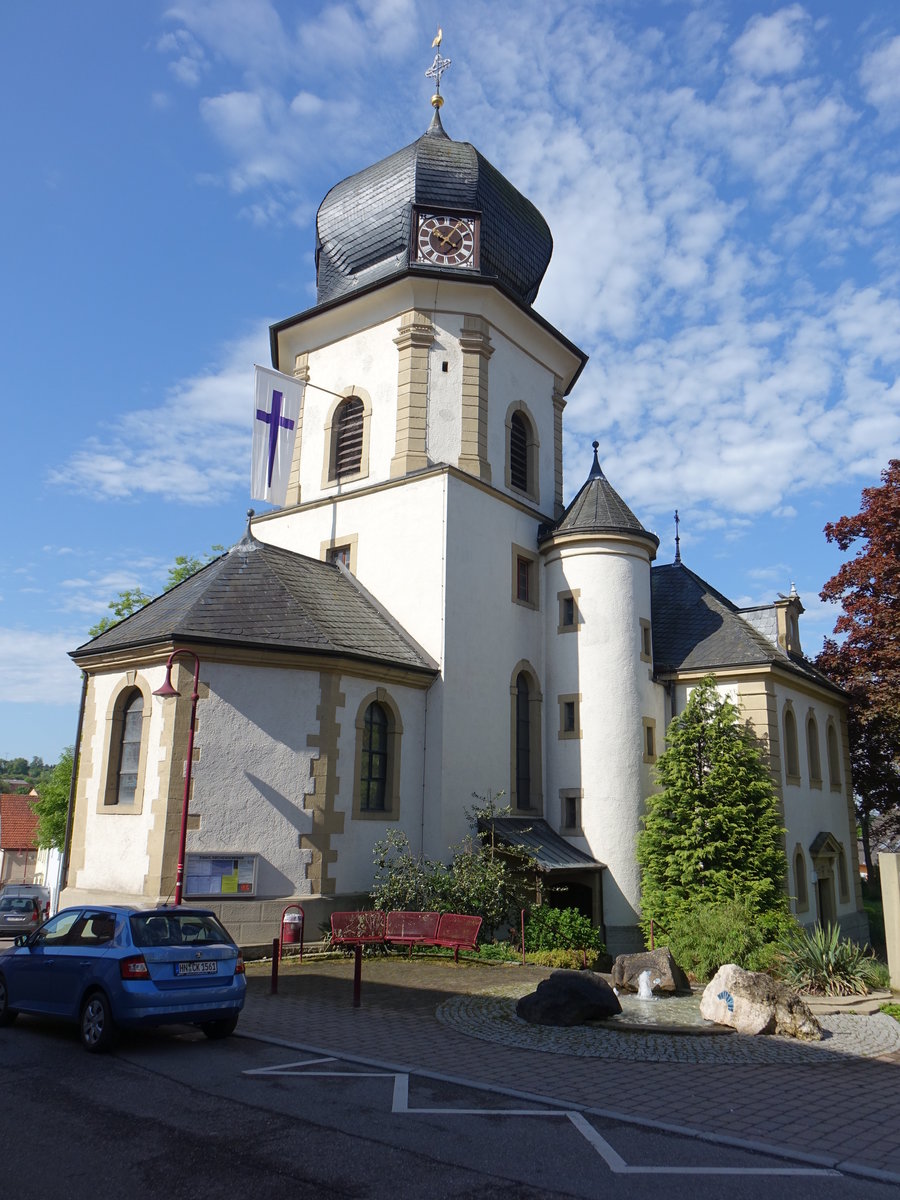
xmin=0 ymin=791 xmax=39 ymax=886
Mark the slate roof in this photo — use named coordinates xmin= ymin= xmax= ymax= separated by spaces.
xmin=314 ymin=107 xmax=553 ymax=307
xmin=481 ymin=817 xmax=605 ymax=873
xmin=540 ymin=443 xmax=658 ymax=546
xmin=651 ymin=560 xmax=842 ymax=692
xmin=71 ymin=530 xmax=438 ymax=676
xmin=0 ymin=794 xmax=38 ymax=850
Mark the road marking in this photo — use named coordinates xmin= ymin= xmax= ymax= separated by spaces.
xmin=244 ymin=1058 xmax=839 ymax=1177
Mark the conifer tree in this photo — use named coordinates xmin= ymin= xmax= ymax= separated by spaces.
xmin=637 ymin=677 xmax=788 ymax=939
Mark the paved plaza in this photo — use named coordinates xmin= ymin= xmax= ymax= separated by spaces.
xmin=240 ymin=956 xmax=900 ymax=1185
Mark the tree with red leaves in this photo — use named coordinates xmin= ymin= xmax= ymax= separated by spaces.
xmin=816 ymin=460 xmax=900 ymax=880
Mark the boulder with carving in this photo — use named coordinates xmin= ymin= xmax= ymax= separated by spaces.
xmin=516 ymin=969 xmax=622 ymax=1026
xmin=700 ymin=964 xmax=823 ymax=1039
xmin=612 ymin=947 xmax=691 ymax=994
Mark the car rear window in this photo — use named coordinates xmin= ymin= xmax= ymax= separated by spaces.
xmin=130 ymin=912 xmax=234 ymax=948
xmin=0 ymin=898 xmax=37 ymax=913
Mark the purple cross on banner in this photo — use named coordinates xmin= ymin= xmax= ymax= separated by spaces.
xmin=256 ymin=390 xmax=295 ymax=487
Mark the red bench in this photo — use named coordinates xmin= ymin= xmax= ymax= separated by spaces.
xmin=330 ymin=910 xmax=482 ymax=962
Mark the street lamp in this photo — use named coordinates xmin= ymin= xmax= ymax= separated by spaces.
xmin=153 ymin=649 xmax=201 ymax=906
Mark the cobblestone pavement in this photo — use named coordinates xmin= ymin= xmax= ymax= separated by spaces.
xmin=241 ymin=957 xmax=900 ymax=1184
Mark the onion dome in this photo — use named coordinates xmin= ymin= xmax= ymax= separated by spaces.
xmin=540 ymin=442 xmax=659 ymax=548
xmin=314 ymin=107 xmax=553 ymax=307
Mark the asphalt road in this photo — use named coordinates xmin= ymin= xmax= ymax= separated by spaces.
xmin=1 ymin=1010 xmax=897 ymax=1199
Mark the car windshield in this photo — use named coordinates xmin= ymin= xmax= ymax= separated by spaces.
xmin=0 ymin=898 xmax=36 ymax=912
xmin=130 ymin=912 xmax=234 ymax=948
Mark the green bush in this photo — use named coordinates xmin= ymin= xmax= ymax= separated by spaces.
xmin=777 ymin=922 xmax=881 ymax=996
xmin=523 ymin=906 xmax=605 ymax=954
xmin=525 ymin=949 xmax=606 ymax=970
xmin=880 ymin=1002 xmax=900 ymax=1022
xmin=661 ymin=896 xmax=796 ymax=982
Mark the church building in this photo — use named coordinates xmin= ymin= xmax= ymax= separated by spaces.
xmin=62 ymin=76 xmax=867 ymax=953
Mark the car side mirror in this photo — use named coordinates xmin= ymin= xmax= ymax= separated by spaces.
xmin=14 ymin=934 xmax=30 ymax=948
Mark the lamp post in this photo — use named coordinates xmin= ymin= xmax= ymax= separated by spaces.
xmin=153 ymin=649 xmax=201 ymax=906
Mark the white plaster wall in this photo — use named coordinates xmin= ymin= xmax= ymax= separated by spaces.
xmin=330 ymin=675 xmax=429 ymax=894
xmin=773 ymin=682 xmax=857 ymax=918
xmin=186 ymin=663 xmax=319 ymax=898
xmin=486 ymin=326 xmax=556 ymax=511
xmin=434 ymin=476 xmax=545 ymax=856
xmin=543 ymin=540 xmax=656 ymax=932
xmin=299 ymin=317 xmax=401 ymax=503
xmin=256 ymin=472 xmax=449 ymax=664
xmin=427 ymin=313 xmax=464 ymax=464
xmin=74 ymin=665 xmax=169 ymax=895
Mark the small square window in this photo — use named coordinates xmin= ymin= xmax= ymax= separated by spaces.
xmin=557 ymin=590 xmax=580 ymax=634
xmin=326 ymin=544 xmax=351 ymax=567
xmin=558 ymin=694 xmax=582 ymax=740
xmin=517 ymin=557 xmax=531 ymax=602
xmin=563 ymin=597 xmax=574 ymax=626
xmin=640 ymin=619 xmax=652 ymax=663
xmin=642 ymin=717 xmax=657 ymax=763
xmin=512 ymin=545 xmax=539 ymax=610
xmin=560 ymin=790 xmax=583 ymax=832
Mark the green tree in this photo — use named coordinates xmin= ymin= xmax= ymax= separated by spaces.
xmin=816 ymin=460 xmax=900 ymax=880
xmin=636 ymin=677 xmax=789 ymax=942
xmin=88 ymin=545 xmax=225 ymax=637
xmin=33 ymin=747 xmax=74 ymax=849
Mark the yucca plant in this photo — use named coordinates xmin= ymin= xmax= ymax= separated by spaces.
xmin=778 ymin=922 xmax=879 ymax=996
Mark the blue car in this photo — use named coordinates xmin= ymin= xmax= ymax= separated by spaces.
xmin=0 ymin=905 xmax=246 ymax=1052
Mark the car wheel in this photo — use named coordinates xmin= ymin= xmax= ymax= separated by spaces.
xmin=201 ymin=1014 xmax=239 ymax=1039
xmin=0 ymin=974 xmax=18 ymax=1027
xmin=80 ymin=991 xmax=116 ymax=1053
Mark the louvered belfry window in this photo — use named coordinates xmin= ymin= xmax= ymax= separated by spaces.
xmin=334 ymin=397 xmax=364 ymax=478
xmin=509 ymin=412 xmax=528 ymax=491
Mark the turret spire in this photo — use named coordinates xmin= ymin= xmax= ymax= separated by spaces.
xmin=589 ymin=440 xmax=604 ymax=480
xmin=674 ymin=510 xmax=681 ymax=563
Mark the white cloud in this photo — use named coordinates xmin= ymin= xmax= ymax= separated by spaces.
xmin=731 ymin=6 xmax=810 ymax=78
xmin=0 ymin=629 xmax=82 ymax=705
xmin=860 ymin=34 xmax=900 ymax=120
xmin=50 ymin=327 xmax=269 ymax=504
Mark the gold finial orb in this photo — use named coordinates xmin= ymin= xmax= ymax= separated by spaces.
xmin=431 ymin=93 xmax=444 ymax=109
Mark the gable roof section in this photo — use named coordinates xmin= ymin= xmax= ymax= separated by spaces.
xmin=651 ymin=561 xmax=841 ymax=693
xmin=70 ymin=533 xmax=438 ymax=676
xmin=0 ymin=794 xmax=38 ymax=850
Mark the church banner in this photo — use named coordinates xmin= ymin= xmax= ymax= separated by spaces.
xmin=251 ymin=365 xmax=305 ymax=506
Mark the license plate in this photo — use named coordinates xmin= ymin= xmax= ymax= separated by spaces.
xmin=174 ymin=960 xmax=218 ymax=976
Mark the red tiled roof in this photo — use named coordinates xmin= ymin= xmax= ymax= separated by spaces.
xmin=0 ymin=794 xmax=39 ymax=850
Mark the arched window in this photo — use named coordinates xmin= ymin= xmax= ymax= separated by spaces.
xmin=516 ymin=673 xmax=531 ymax=806
xmin=793 ymin=846 xmax=809 ymax=913
xmin=510 ymin=663 xmax=542 ymax=813
xmin=806 ymin=713 xmax=822 ymax=785
xmin=360 ymin=701 xmax=388 ymax=811
xmin=506 ymin=404 xmax=539 ymax=500
xmin=826 ymin=721 xmax=842 ymax=790
xmin=352 ymin=690 xmax=403 ymax=820
xmin=334 ymin=397 xmax=364 ymax=478
xmin=510 ymin=413 xmax=529 ymax=491
xmin=837 ymin=845 xmax=850 ymax=903
xmin=103 ymin=684 xmax=149 ymax=809
xmin=783 ymin=704 xmax=800 ymax=781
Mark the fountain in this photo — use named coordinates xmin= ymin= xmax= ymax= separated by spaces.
xmin=635 ymin=969 xmax=659 ymax=1000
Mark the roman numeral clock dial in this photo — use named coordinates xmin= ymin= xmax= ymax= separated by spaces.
xmin=415 ymin=212 xmax=478 ymax=268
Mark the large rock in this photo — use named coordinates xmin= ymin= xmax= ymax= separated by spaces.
xmin=700 ymin=964 xmax=823 ymax=1040
xmin=612 ymin=947 xmax=691 ymax=994
xmin=516 ymin=970 xmax=622 ymax=1027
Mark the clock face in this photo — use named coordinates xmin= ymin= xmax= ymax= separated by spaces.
xmin=416 ymin=213 xmax=478 ymax=268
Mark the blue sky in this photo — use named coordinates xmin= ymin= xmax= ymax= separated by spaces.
xmin=3 ymin=1 xmax=899 ymax=762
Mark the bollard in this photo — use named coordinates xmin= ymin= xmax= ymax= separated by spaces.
xmin=271 ymin=937 xmax=279 ymax=994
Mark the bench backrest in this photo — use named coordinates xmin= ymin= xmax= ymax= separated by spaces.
xmin=435 ymin=912 xmax=482 ymax=945
xmin=385 ymin=911 xmax=440 ymax=940
xmin=330 ymin=910 xmax=386 ymax=942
